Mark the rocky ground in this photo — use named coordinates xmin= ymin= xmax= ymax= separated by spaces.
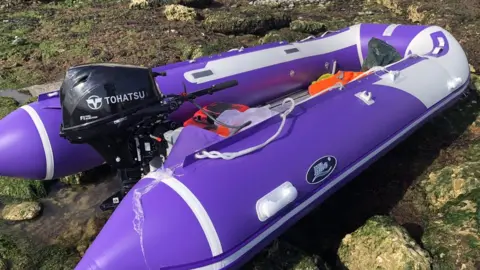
xmin=0 ymin=0 xmax=479 ymax=269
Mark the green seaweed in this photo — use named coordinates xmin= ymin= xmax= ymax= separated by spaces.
xmin=0 ymin=234 xmax=34 ymax=270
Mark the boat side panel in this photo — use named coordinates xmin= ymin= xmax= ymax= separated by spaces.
xmin=76 ymin=178 xmax=213 ymax=269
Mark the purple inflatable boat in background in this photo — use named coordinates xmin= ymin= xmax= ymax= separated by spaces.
xmin=65 ymin=23 xmax=469 ymax=269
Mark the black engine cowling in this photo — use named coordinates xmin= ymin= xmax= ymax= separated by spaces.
xmin=59 ymin=63 xmax=174 ymax=210
xmin=59 ymin=63 xmax=163 ymax=142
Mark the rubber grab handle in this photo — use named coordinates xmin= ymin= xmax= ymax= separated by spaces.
xmin=210 ymin=80 xmax=239 ymax=93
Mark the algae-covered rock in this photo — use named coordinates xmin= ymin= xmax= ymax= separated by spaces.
xmin=175 ymin=38 xmax=246 ymax=60
xmin=164 ymin=4 xmax=199 ymax=21
xmin=36 ymin=245 xmax=80 ymax=270
xmin=0 ymin=232 xmax=81 ymax=269
xmin=0 ymin=96 xmax=19 ymax=119
xmin=471 ymin=73 xmax=480 ymax=92
xmin=203 ymin=8 xmax=291 ymax=35
xmin=246 ymin=240 xmax=330 ymax=270
xmin=56 ymin=210 xmax=112 ymax=256
xmin=422 ymin=197 xmax=480 ymax=270
xmin=129 ymin=0 xmax=155 ymax=8
xmin=420 ymin=162 xmax=480 ymax=211
xmin=76 ymin=211 xmax=111 ymax=256
xmin=338 ymin=215 xmax=432 ymax=270
xmin=258 ymin=29 xmax=308 ymax=44
xmin=2 ymin=201 xmax=42 ymax=221
xmin=290 ymin=20 xmax=327 ymax=35
xmin=0 ymin=234 xmax=34 ymax=270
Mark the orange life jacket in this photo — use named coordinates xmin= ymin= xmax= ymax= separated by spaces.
xmin=183 ymin=102 xmax=249 ymax=137
xmin=308 ymin=71 xmax=369 ymax=96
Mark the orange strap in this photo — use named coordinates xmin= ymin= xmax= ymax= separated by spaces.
xmin=308 ymin=71 xmax=368 ymax=96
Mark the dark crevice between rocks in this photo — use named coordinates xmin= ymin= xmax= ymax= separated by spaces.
xmin=279 ymin=87 xmax=480 ymax=268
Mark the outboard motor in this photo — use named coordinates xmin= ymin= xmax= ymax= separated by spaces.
xmin=59 ymin=63 xmax=238 ymax=210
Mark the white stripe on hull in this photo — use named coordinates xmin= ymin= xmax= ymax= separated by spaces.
xmin=21 ymin=105 xmax=55 ymax=180
xmin=159 ymin=175 xmax=224 ymax=269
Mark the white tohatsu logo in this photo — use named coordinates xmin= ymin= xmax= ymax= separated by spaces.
xmin=104 ymin=91 xmax=146 ymax=105
xmin=86 ymin=95 xmax=103 ymax=110
xmin=85 ymin=91 xmax=146 ymax=110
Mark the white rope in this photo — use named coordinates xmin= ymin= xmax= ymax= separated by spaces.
xmin=194 ymin=97 xmax=296 ymax=160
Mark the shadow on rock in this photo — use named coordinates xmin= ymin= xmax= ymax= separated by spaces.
xmin=280 ymin=86 xmax=480 ymax=268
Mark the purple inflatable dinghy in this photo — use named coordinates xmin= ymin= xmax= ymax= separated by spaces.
xmin=69 ymin=23 xmax=469 ymax=269
xmin=0 ymin=22 xmax=470 ymax=269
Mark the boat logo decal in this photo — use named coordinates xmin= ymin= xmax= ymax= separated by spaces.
xmin=306 ymin=156 xmax=337 ymax=184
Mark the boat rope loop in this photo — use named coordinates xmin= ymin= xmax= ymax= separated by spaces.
xmin=194 ymin=97 xmax=296 ymax=160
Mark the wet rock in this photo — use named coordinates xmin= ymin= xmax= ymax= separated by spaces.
xmin=420 ymin=162 xmax=480 ymax=211
xmin=203 ymin=8 xmax=291 ymax=35
xmin=164 ymin=4 xmax=199 ymax=21
xmin=76 ymin=212 xmax=111 ymax=256
xmin=422 ymin=198 xmax=480 ymax=269
xmin=2 ymin=201 xmax=42 ymax=221
xmin=290 ymin=20 xmax=327 ymax=34
xmin=56 ymin=211 xmax=112 ymax=256
xmin=338 ymin=215 xmax=432 ymax=270
xmin=246 ymin=239 xmax=331 ymax=269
